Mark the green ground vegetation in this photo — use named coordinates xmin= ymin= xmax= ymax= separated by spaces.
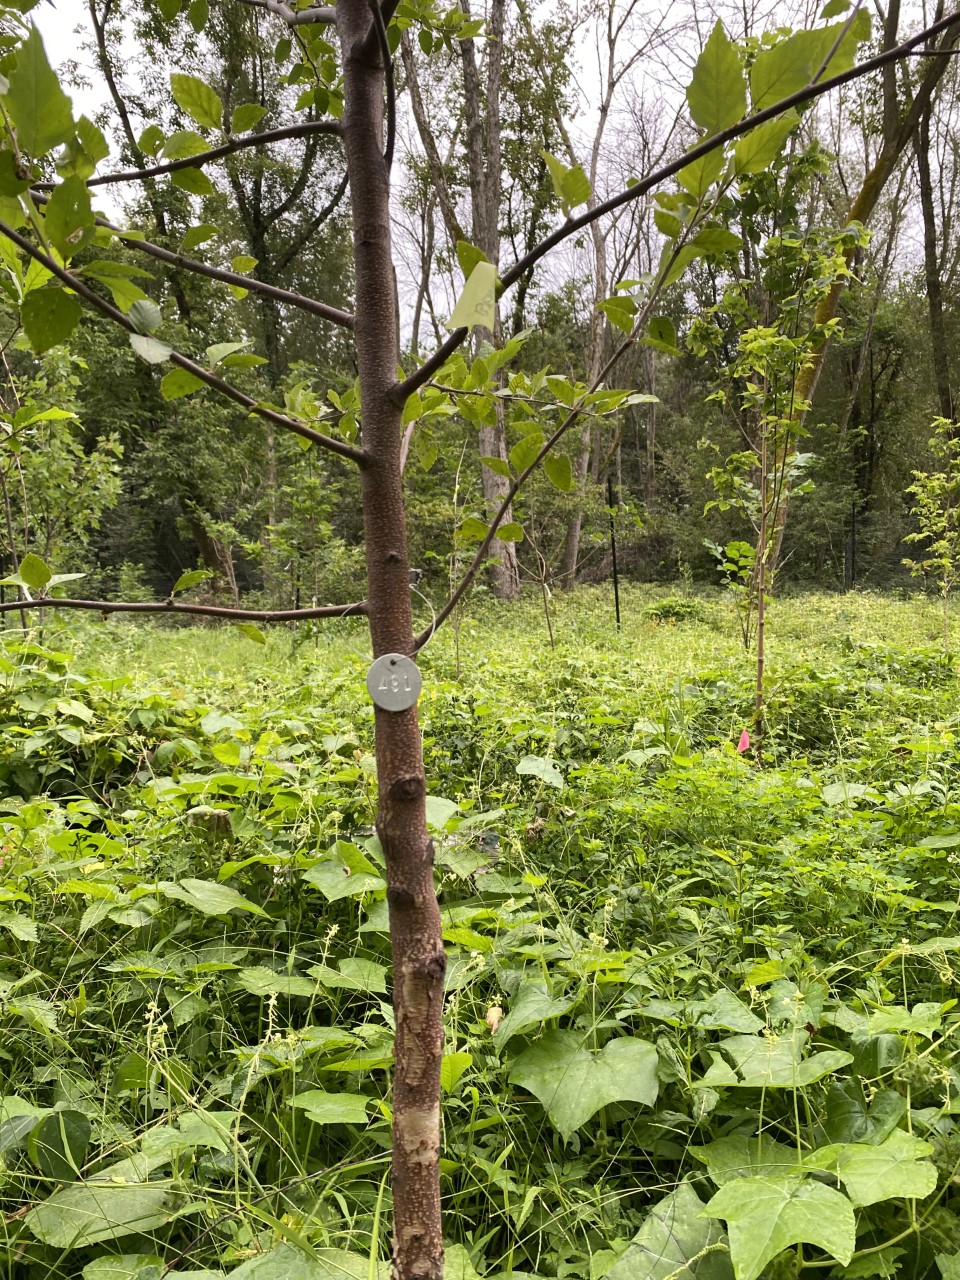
xmin=1 ymin=590 xmax=960 ymax=1279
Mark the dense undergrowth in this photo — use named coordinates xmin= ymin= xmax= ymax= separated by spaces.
xmin=2 ymin=589 xmax=960 ymax=1280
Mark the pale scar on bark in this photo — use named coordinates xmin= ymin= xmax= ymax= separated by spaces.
xmin=399 ymin=1104 xmax=440 ymax=1165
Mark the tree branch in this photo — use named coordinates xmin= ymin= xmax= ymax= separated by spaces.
xmin=395 ymin=6 xmax=960 ymax=404
xmin=274 ymin=171 xmax=349 ymax=272
xmin=0 ymin=220 xmax=367 ymax=466
xmin=237 ymin=0 xmax=336 ymax=24
xmin=365 ymin=0 xmax=396 ymax=168
xmin=29 ymin=190 xmax=355 ymax=330
xmin=34 ymin=120 xmax=343 ymax=190
xmin=0 ymin=597 xmax=367 ymax=620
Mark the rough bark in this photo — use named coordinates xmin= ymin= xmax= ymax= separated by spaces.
xmin=181 ymin=503 xmax=241 ymax=604
xmin=459 ymin=0 xmax=520 ymax=599
xmin=915 ymin=101 xmax=953 ymax=419
xmin=771 ymin=2 xmax=960 ymax=568
xmin=337 ymin=5 xmax=444 ymax=1280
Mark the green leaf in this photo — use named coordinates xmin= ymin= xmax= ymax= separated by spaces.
xmin=544 ymin=453 xmax=575 ymax=492
xmin=687 ymin=22 xmax=746 ymax=136
xmin=188 ymin=0 xmax=209 ymax=32
xmin=0 ymin=909 xmax=38 ymax=941
xmin=232 ymin=254 xmax=258 ymax=272
xmin=702 ymin=1177 xmax=855 ymax=1280
xmin=457 ymin=515 xmax=489 ymax=544
xmin=130 ymin=334 xmax=172 ymax=365
xmin=0 ymin=151 xmax=29 ymax=197
xmin=659 ymin=243 xmax=702 ymax=290
xmin=598 ymin=294 xmax=637 ymax=334
xmin=22 ymin=288 xmax=81 ymax=354
xmin=142 ymin=1110 xmax=236 ymax=1161
xmin=161 ymin=367 xmax=204 ymax=399
xmin=440 ymin=1052 xmax=472 ymax=1093
xmin=162 ymin=129 xmax=208 ymax=160
xmin=654 ymin=208 xmax=683 ymax=239
xmin=542 ymin=150 xmax=591 ymax=214
xmin=170 ymin=72 xmax=223 ymax=130
xmin=493 ymin=977 xmax=577 ymax=1046
xmin=678 ymin=146 xmax=726 ymax=199
xmin=129 ymin=298 xmax=162 ymax=334
xmin=509 ymin=432 xmax=545 ymax=473
xmin=236 ymin=622 xmax=267 ymax=645
xmin=302 ymin=842 xmax=385 ymax=902
xmin=694 ymin=1135 xmax=798 ymax=1187
xmin=137 ymin=124 xmax=165 ymax=156
xmin=228 ymin=1245 xmax=379 ymax=1280
xmin=236 ymin=967 xmax=317 ymax=997
xmin=803 ymin=1130 xmax=937 ymax=1207
xmin=158 ymin=878 xmax=268 ymax=918
xmin=456 ymin=240 xmax=490 ymax=280
xmin=607 ymin=1181 xmax=733 ymax=1280
xmin=695 ymin=1033 xmax=852 ymax=1088
xmin=232 ymin=103 xmax=267 ymax=133
xmin=19 ymin=552 xmax=51 ymax=590
xmin=508 ymin=1031 xmax=658 ymax=1140
xmin=516 ymin=754 xmax=563 ymax=788
xmin=6 ymin=26 xmax=74 ymax=158
xmin=28 ymin=1109 xmax=90 ymax=1182
xmin=750 ymin=15 xmax=870 ymax=111
xmin=182 ymin=223 xmax=217 ymax=251
xmin=310 ymin=958 xmax=388 ymax=993
xmin=734 ymin=111 xmax=800 ymax=175
xmin=92 ymin=274 xmax=149 ymax=313
xmin=479 ymin=454 xmax=511 ymax=477
xmin=25 ymin=1183 xmax=181 ymax=1247
xmin=288 ymin=1090 xmax=370 ymax=1125
xmin=693 ymin=225 xmax=741 ymax=256
xmin=58 ymin=116 xmax=109 ymax=181
xmin=83 ymin=1252 xmax=167 ymax=1280
xmin=44 ymin=178 xmax=94 ymax=260
xmin=172 ymin=568 xmax=212 ymax=594
xmin=171 ymin=166 xmax=214 ymax=196
xmin=447 ymin=261 xmax=497 ymax=332
xmin=207 ymin=341 xmax=250 ymax=365
xmin=497 ymin=522 xmax=524 ymax=542
xmin=644 ymin=316 xmax=681 ymax=356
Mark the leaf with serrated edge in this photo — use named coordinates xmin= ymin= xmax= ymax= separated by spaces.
xmin=687 ymin=22 xmax=746 ymax=136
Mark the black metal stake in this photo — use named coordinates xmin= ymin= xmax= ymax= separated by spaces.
xmin=607 ymin=473 xmax=621 ymax=631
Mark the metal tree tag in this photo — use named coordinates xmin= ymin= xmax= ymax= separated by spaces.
xmin=366 ymin=653 xmax=422 ymax=712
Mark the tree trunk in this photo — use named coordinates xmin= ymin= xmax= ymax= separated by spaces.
xmin=337 ymin=6 xmax=444 ymax=1280
xmin=915 ymin=101 xmax=953 ymax=419
xmin=644 ymin=347 xmax=656 ymax=507
xmin=460 ymin=0 xmax=520 ymax=600
xmin=770 ymin=3 xmax=960 ymax=569
xmin=181 ymin=503 xmax=241 ymax=605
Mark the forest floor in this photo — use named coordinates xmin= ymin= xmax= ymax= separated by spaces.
xmin=2 ymin=587 xmax=960 ymax=1280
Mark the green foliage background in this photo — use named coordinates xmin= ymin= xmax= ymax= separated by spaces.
xmin=0 ymin=592 xmax=960 ymax=1277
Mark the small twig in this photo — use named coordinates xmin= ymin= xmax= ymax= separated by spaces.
xmin=237 ymin=0 xmax=336 ymax=24
xmin=365 ymin=0 xmax=396 ymax=168
xmin=29 ymin=189 xmax=355 ymax=330
xmin=34 ymin=120 xmax=342 ymax=191
xmin=394 ymin=6 xmax=960 ymax=404
xmin=0 ymin=597 xmax=367 ymax=621
xmin=0 ymin=220 xmax=367 ymax=466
